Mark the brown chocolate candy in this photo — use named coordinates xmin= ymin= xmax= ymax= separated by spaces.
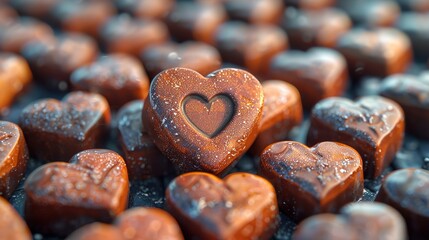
xmin=292 ymin=202 xmax=406 ymax=240
xmin=67 ymin=207 xmax=184 ymax=240
xmin=140 ymin=41 xmax=222 ymax=79
xmin=336 ymin=28 xmax=412 ymax=79
xmin=396 ymin=12 xmax=429 ymax=61
xmin=397 ymin=0 xmax=429 ymax=12
xmin=0 ymin=121 xmax=28 ymax=199
xmin=71 ymin=54 xmax=149 ymax=109
xmin=281 ymin=8 xmax=351 ymax=50
xmin=260 ymin=141 xmax=364 ymax=221
xmin=307 ymin=96 xmax=405 ymax=179
xmin=379 ymin=73 xmax=429 ymax=139
xmin=223 ymin=0 xmax=284 ymax=25
xmin=8 ymin=0 xmax=58 ymax=21
xmin=143 ymin=68 xmax=263 ymax=175
xmin=0 ymin=196 xmax=31 ymax=240
xmin=166 ymin=2 xmax=227 ymax=45
xmin=100 ymin=15 xmax=169 ymax=57
xmin=166 ymin=172 xmax=279 ymax=239
xmin=284 ymin=0 xmax=334 ymax=10
xmin=0 ymin=4 xmax=17 ymax=26
xmin=19 ymin=91 xmax=110 ymax=162
xmin=377 ymin=168 xmax=429 ymax=240
xmin=0 ymin=53 xmax=32 ymax=115
xmin=25 ymin=149 xmax=129 ymax=237
xmin=269 ymin=48 xmax=348 ymax=109
xmin=22 ymin=33 xmax=98 ymax=91
xmin=249 ymin=81 xmax=303 ymax=156
xmin=115 ymin=0 xmax=174 ymax=20
xmin=215 ymin=22 xmax=288 ymax=75
xmin=0 ymin=17 xmax=53 ymax=53
xmin=117 ymin=100 xmax=172 ymax=180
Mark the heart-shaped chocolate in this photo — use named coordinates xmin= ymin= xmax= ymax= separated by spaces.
xmin=143 ymin=68 xmax=263 ymax=175
xmin=24 ymin=149 xmax=129 ymax=237
xmin=292 ymin=202 xmax=406 ymax=240
xmin=0 ymin=196 xmax=31 ymax=240
xmin=307 ymin=96 xmax=404 ymax=179
xmin=0 ymin=121 xmax=28 ymax=199
xmin=166 ymin=172 xmax=278 ymax=240
xmin=67 ymin=207 xmax=184 ymax=240
xmin=19 ymin=91 xmax=110 ymax=162
xmin=260 ymin=141 xmax=364 ymax=221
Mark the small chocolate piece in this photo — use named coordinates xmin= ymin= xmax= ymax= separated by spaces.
xmin=67 ymin=207 xmax=184 ymax=240
xmin=215 ymin=22 xmax=288 ymax=75
xmin=19 ymin=91 xmax=110 ymax=162
xmin=115 ymin=0 xmax=174 ymax=20
xmin=379 ymin=73 xmax=429 ymax=139
xmin=166 ymin=172 xmax=278 ymax=239
xmin=307 ymin=96 xmax=405 ymax=179
xmin=249 ymin=81 xmax=303 ymax=156
xmin=117 ymin=100 xmax=172 ymax=180
xmin=283 ymin=0 xmax=335 ymax=10
xmin=50 ymin=0 xmax=115 ymax=39
xmin=8 ymin=0 xmax=58 ymax=21
xmin=269 ymin=48 xmax=348 ymax=109
xmin=22 ymin=33 xmax=98 ymax=91
xmin=396 ymin=12 xmax=429 ymax=61
xmin=336 ymin=28 xmax=412 ymax=79
xmin=0 ymin=53 xmax=32 ymax=115
xmin=223 ymin=0 xmax=284 ymax=25
xmin=377 ymin=168 xmax=429 ymax=240
xmin=260 ymin=141 xmax=364 ymax=221
xmin=100 ymin=15 xmax=169 ymax=57
xmin=25 ymin=149 xmax=129 ymax=237
xmin=0 ymin=121 xmax=28 ymax=199
xmin=337 ymin=0 xmax=400 ymax=28
xmin=292 ymin=202 xmax=406 ymax=240
xmin=0 ymin=196 xmax=31 ymax=240
xmin=166 ymin=2 xmax=227 ymax=45
xmin=0 ymin=4 xmax=17 ymax=26
xmin=71 ymin=54 xmax=149 ymax=109
xmin=397 ymin=0 xmax=429 ymax=12
xmin=143 ymin=68 xmax=263 ymax=175
xmin=0 ymin=17 xmax=53 ymax=53
xmin=282 ymin=8 xmax=351 ymax=50
xmin=140 ymin=41 xmax=222 ymax=79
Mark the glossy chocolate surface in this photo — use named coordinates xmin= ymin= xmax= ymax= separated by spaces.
xmin=166 ymin=172 xmax=278 ymax=240
xmin=143 ymin=68 xmax=263 ymax=175
xmin=260 ymin=141 xmax=364 ymax=221
xmin=307 ymin=96 xmax=405 ymax=179
xmin=0 ymin=196 xmax=31 ymax=240
xmin=19 ymin=91 xmax=110 ymax=162
xmin=24 ymin=149 xmax=129 ymax=237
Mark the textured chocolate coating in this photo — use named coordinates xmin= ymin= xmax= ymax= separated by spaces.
xmin=143 ymin=68 xmax=263 ymax=175
xmin=284 ymin=0 xmax=334 ymax=10
xmin=0 ymin=53 xmax=32 ymax=114
xmin=100 ymin=15 xmax=169 ymax=57
xmin=307 ymin=96 xmax=405 ymax=179
xmin=0 ymin=4 xmax=17 ymax=25
xmin=22 ymin=33 xmax=98 ymax=91
xmin=71 ymin=54 xmax=149 ymax=109
xmin=223 ymin=0 xmax=284 ymax=24
xmin=24 ymin=149 xmax=129 ymax=237
xmin=249 ymin=81 xmax=302 ymax=156
xmin=117 ymin=100 xmax=172 ymax=180
xmin=396 ymin=12 xmax=429 ymax=61
xmin=19 ymin=91 xmax=110 ymax=162
xmin=379 ymin=73 xmax=429 ymax=139
xmin=215 ymin=22 xmax=288 ymax=75
xmin=281 ymin=8 xmax=351 ymax=50
xmin=51 ymin=0 xmax=116 ymax=39
xmin=0 ymin=121 xmax=28 ymax=199
xmin=0 ymin=196 xmax=31 ymax=240
xmin=269 ymin=48 xmax=348 ymax=109
xmin=166 ymin=172 xmax=278 ymax=240
xmin=166 ymin=2 xmax=227 ymax=45
xmin=293 ymin=202 xmax=406 ymax=240
xmin=115 ymin=0 xmax=174 ymax=20
xmin=9 ymin=0 xmax=57 ymax=21
xmin=141 ymin=41 xmax=222 ymax=79
xmin=260 ymin=141 xmax=364 ymax=221
xmin=336 ymin=28 xmax=412 ymax=79
xmin=377 ymin=168 xmax=429 ymax=240
xmin=0 ymin=17 xmax=53 ymax=53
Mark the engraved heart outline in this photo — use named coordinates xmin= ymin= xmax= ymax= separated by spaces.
xmin=181 ymin=94 xmax=235 ymax=138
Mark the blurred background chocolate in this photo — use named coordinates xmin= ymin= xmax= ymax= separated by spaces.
xmin=0 ymin=3 xmax=17 ymax=25
xmin=283 ymin=0 xmax=335 ymax=10
xmin=223 ymin=0 xmax=284 ymax=25
xmin=396 ymin=12 xmax=429 ymax=61
xmin=397 ymin=0 xmax=429 ymax=12
xmin=8 ymin=0 xmax=58 ymax=21
xmin=114 ymin=0 xmax=174 ymax=20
